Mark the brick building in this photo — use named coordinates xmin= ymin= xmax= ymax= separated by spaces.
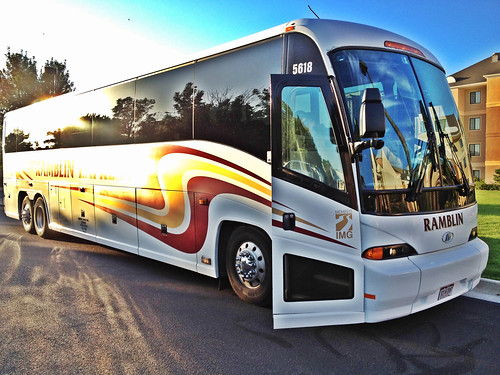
xmin=448 ymin=53 xmax=500 ymax=183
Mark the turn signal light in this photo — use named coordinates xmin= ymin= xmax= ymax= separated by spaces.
xmin=362 ymin=244 xmax=417 ymax=260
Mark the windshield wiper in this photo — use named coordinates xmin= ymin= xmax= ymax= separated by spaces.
xmin=429 ymin=102 xmax=470 ymax=196
xmin=406 ymin=101 xmax=439 ymax=202
xmin=358 ymin=60 xmax=412 ymax=167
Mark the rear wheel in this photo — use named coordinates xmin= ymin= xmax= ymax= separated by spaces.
xmin=21 ymin=196 xmax=35 ymax=234
xmin=226 ymin=226 xmax=271 ymax=306
xmin=33 ymin=197 xmax=50 ymax=238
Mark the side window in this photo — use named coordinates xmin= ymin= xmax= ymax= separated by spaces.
xmin=193 ymin=37 xmax=282 ymax=160
xmin=4 ymin=111 xmax=34 ymax=153
xmin=281 ymin=86 xmax=345 ymax=191
xmin=4 ymin=101 xmax=58 ymax=152
xmin=54 ymin=93 xmax=93 ymax=148
xmin=93 ymin=81 xmax=136 ymax=146
xmin=135 ymin=64 xmax=194 ymax=143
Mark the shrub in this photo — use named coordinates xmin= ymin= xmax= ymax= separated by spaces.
xmin=476 ymin=179 xmax=500 ymax=190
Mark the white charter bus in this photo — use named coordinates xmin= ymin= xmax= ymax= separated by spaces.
xmin=2 ymin=19 xmax=489 ymax=329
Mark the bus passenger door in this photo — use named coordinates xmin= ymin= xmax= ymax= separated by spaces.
xmin=270 ymin=75 xmax=364 ymax=329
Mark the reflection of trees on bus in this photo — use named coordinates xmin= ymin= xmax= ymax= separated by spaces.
xmin=4 ymin=129 xmax=32 ymax=152
xmin=5 ymin=82 xmax=271 ymax=160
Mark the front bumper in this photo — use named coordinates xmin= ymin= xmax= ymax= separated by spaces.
xmin=363 ymin=238 xmax=489 ymax=322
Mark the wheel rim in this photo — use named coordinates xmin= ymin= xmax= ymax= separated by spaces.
xmin=234 ymin=241 xmax=266 ymax=288
xmin=21 ymin=203 xmax=32 ymax=227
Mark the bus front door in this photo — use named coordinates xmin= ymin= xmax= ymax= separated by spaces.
xmin=270 ymin=74 xmax=364 ymax=329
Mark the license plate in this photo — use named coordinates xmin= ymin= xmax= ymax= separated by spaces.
xmin=438 ymin=284 xmax=454 ymax=300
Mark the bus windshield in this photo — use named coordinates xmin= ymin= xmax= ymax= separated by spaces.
xmin=330 ymin=50 xmax=472 ymax=199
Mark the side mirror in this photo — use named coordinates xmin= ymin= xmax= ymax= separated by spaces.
xmin=359 ymin=88 xmax=385 ymax=139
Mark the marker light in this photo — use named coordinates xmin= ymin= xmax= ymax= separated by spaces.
xmin=384 ymin=41 xmax=425 ymax=57
xmin=362 ymin=244 xmax=417 ymax=260
xmin=285 ymin=26 xmax=295 ymax=32
xmin=469 ymin=227 xmax=478 ymax=241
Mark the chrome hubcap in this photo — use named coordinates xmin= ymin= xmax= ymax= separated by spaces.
xmin=235 ymin=241 xmax=266 ymax=288
xmin=21 ymin=205 xmax=31 ymax=225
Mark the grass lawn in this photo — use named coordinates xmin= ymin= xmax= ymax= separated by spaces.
xmin=476 ymin=190 xmax=500 ymax=280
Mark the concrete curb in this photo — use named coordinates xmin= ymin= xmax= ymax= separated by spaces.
xmin=464 ymin=278 xmax=500 ymax=304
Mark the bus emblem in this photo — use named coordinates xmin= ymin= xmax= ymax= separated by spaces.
xmin=442 ymin=231 xmax=454 ymax=243
xmin=335 ymin=210 xmax=353 ymax=239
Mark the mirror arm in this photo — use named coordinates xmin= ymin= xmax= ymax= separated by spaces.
xmin=351 ymin=138 xmax=384 ymax=162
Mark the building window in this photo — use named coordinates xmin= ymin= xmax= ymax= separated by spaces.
xmin=470 ymin=91 xmax=481 ymax=104
xmin=469 ymin=143 xmax=480 ymax=156
xmin=469 ymin=117 xmax=481 ymax=130
xmin=473 ymin=170 xmax=481 ymax=181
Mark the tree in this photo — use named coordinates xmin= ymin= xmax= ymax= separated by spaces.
xmin=0 ymin=48 xmax=39 ymax=115
xmin=0 ymin=48 xmax=75 ymax=120
xmin=39 ymin=57 xmax=75 ymax=97
xmin=494 ymin=169 xmax=500 ymax=184
xmin=0 ymin=48 xmax=75 ymax=186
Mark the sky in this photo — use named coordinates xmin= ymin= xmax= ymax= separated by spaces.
xmin=1 ymin=0 xmax=499 ymax=92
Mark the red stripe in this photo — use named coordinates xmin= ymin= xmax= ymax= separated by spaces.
xmin=272 ymin=219 xmax=355 ymax=249
xmin=154 ymin=144 xmax=271 ymax=187
xmin=90 ymin=176 xmax=270 ymax=254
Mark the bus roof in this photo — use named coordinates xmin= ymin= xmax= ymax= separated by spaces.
xmin=287 ymin=19 xmax=441 ymax=71
xmin=150 ymin=18 xmax=441 ymax=80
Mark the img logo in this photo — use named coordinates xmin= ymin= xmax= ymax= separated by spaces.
xmin=335 ymin=210 xmax=353 ymax=239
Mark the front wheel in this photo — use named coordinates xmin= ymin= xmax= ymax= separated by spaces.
xmin=33 ymin=197 xmax=51 ymax=238
xmin=226 ymin=227 xmax=271 ymax=306
xmin=21 ymin=196 xmax=35 ymax=234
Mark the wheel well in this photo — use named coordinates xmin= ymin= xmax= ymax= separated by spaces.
xmin=217 ymin=221 xmax=270 ymax=278
xmin=18 ymin=191 xmax=29 ymax=217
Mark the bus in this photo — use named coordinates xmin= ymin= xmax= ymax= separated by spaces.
xmin=2 ymin=18 xmax=489 ymax=329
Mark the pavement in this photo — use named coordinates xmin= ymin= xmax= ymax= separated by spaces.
xmin=0 ymin=187 xmax=498 ymax=304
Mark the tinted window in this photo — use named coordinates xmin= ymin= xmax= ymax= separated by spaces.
xmin=4 ymin=109 xmax=36 ymax=152
xmin=5 ymin=98 xmax=64 ymax=152
xmin=135 ymin=64 xmax=195 ymax=143
xmin=48 ymin=93 xmax=93 ymax=149
xmin=93 ymin=81 xmax=136 ymax=145
xmin=281 ymin=86 xmax=345 ymax=191
xmin=194 ymin=38 xmax=282 ymax=160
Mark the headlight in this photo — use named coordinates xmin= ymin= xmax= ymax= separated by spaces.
xmin=362 ymin=244 xmax=417 ymax=260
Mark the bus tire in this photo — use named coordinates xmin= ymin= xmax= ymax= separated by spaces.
xmin=226 ymin=226 xmax=271 ymax=306
xmin=33 ymin=197 xmax=50 ymax=238
xmin=21 ymin=196 xmax=35 ymax=234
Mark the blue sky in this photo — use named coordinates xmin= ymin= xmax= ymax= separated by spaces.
xmin=1 ymin=0 xmax=498 ymax=91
